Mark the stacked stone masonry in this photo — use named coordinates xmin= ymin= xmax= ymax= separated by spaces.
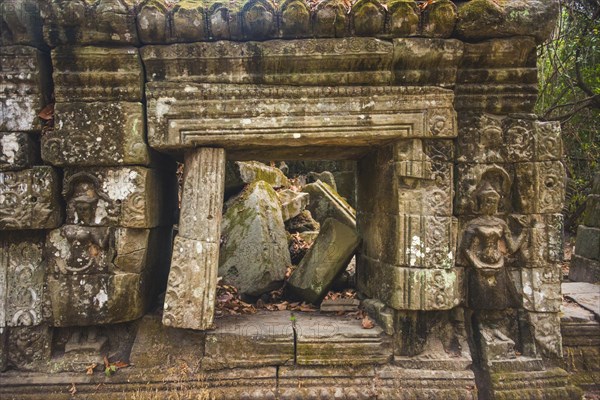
xmin=0 ymin=0 xmax=585 ymax=398
xmin=570 ymin=173 xmax=600 ymax=283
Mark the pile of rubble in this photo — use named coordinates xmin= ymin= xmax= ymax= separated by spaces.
xmin=213 ymin=160 xmax=361 ymax=314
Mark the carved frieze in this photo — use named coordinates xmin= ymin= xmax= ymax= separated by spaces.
xmin=0 ymin=46 xmax=52 ymax=132
xmin=7 ymin=325 xmax=52 ymax=371
xmin=61 ymin=167 xmax=173 ymax=228
xmin=0 ymin=132 xmax=38 ymax=171
xmin=514 ymin=161 xmax=565 ymax=214
xmin=527 ymin=312 xmax=563 ymax=357
xmin=141 ymin=38 xmax=393 ymax=85
xmin=147 ymin=83 xmax=456 ymax=154
xmin=454 ymin=163 xmax=513 ymax=216
xmin=51 ymin=46 xmax=144 ymax=102
xmin=42 ymin=0 xmax=139 ymax=46
xmin=0 ymin=166 xmax=62 ymax=230
xmin=42 ymin=102 xmax=150 ymax=166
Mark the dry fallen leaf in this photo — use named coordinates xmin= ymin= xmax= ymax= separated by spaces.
xmin=85 ymin=363 xmax=97 ymax=375
xmin=69 ymin=383 xmax=77 ymax=395
xmin=361 ymin=315 xmax=375 ymax=329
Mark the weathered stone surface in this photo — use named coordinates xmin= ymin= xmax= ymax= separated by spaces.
xmin=288 ymin=218 xmax=360 ymax=304
xmin=0 ymin=166 xmax=62 ymax=230
xmin=575 ymin=226 xmax=600 ymax=261
xmin=0 ymin=132 xmax=38 ymax=171
xmin=285 ymin=209 xmax=320 ymax=233
xmin=295 ymin=313 xmax=392 ymax=366
xmin=204 ymin=311 xmax=294 ymax=369
xmin=562 ymin=282 xmax=600 ymax=318
xmin=62 ymin=167 xmax=173 ymax=228
xmin=569 ymin=254 xmax=600 ymax=283
xmin=583 ymin=194 xmax=600 ymax=228
xmin=455 ymin=37 xmax=538 ymax=113
xmin=219 ymin=181 xmax=291 ymax=297
xmin=0 ymin=329 xmax=6 ymax=371
xmin=164 ymin=148 xmax=225 ymax=331
xmin=130 ymin=314 xmax=205 ymax=369
xmin=420 ymin=0 xmax=457 ymax=38
xmin=0 ymin=0 xmax=45 ymax=47
xmin=43 ymin=102 xmax=150 ymax=166
xmin=519 ymin=267 xmax=562 ymax=313
xmin=0 ymin=231 xmax=47 ymax=328
xmin=457 ymin=113 xmax=563 ymax=164
xmin=455 ymin=0 xmax=560 ymax=43
xmin=320 ymin=298 xmax=359 ymax=313
xmin=308 ymin=171 xmax=337 ymax=192
xmin=225 ymin=161 xmax=289 ymax=196
xmin=42 ymin=0 xmax=139 ymax=46
xmin=362 ymin=298 xmax=395 ymax=335
xmin=7 ymin=325 xmax=52 ymax=371
xmin=137 ymin=0 xmax=209 ymax=44
xmin=51 ymin=46 xmax=144 ymax=102
xmin=0 ymin=46 xmax=52 ymax=132
xmin=357 ymin=256 xmax=463 ymax=311
xmin=514 ymin=161 xmax=565 ymax=214
xmin=393 ymin=38 xmax=463 ymax=88
xmin=142 ymin=38 xmax=393 ymax=85
xmin=48 ymin=272 xmax=152 ymax=326
xmin=302 ymin=181 xmax=356 ymax=229
xmin=146 ymin=83 xmax=456 ymax=156
xmin=277 ymin=189 xmax=308 ymax=222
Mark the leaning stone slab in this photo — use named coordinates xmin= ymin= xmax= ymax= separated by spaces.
xmin=288 ymin=218 xmax=360 ymax=304
xmin=42 ymin=0 xmax=139 ymax=46
xmin=575 ymin=226 xmax=600 ymax=261
xmin=295 ymin=313 xmax=392 ymax=366
xmin=278 ymin=189 xmax=309 ymax=222
xmin=0 ymin=231 xmax=47 ymax=328
xmin=51 ymin=46 xmax=144 ymax=102
xmin=62 ymin=167 xmax=172 ymax=228
xmin=0 ymin=132 xmax=38 ymax=171
xmin=225 ymin=161 xmax=289 ymax=196
xmin=455 ymin=0 xmax=560 ymax=43
xmin=0 ymin=46 xmax=52 ymax=132
xmin=203 ymin=311 xmax=294 ymax=370
xmin=0 ymin=166 xmax=62 ymax=230
xmin=302 ymin=180 xmax=356 ymax=229
xmin=219 ymin=181 xmax=291 ymax=297
xmin=42 ymin=102 xmax=150 ymax=166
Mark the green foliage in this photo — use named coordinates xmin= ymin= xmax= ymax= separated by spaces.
xmin=537 ymin=0 xmax=600 ymax=231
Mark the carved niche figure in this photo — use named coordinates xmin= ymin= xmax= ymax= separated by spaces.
xmin=63 ymin=172 xmax=116 ymax=226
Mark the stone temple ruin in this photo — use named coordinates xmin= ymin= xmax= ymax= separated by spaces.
xmin=0 ymin=0 xmax=596 ymax=398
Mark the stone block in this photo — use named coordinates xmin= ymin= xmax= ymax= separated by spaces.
xmin=0 ymin=166 xmax=62 ymax=230
xmin=393 ymin=38 xmax=463 ymax=88
xmin=361 ymin=298 xmax=395 ymax=335
xmin=456 ymin=113 xmax=505 ymax=163
xmin=569 ymin=254 xmax=600 ymax=284
xmin=295 ymin=313 xmax=392 ymax=366
xmin=62 ymin=167 xmax=173 ymax=228
xmin=0 ymin=45 xmax=52 ymax=132
xmin=0 ymin=231 xmax=47 ymax=328
xmin=142 ymin=38 xmax=393 ymax=85
xmin=288 ymin=218 xmax=360 ymax=304
xmin=0 ymin=132 xmax=38 ymax=171
xmin=520 ymin=267 xmax=562 ymax=313
xmin=583 ymin=194 xmax=600 ymax=228
xmin=47 ymin=272 xmax=153 ymax=326
xmin=504 ymin=115 xmax=563 ymax=162
xmin=302 ymin=180 xmax=356 ymax=229
xmin=137 ymin=0 xmax=209 ymax=44
xmin=454 ymin=163 xmax=514 ymax=216
xmin=203 ymin=312 xmax=294 ymax=369
xmin=519 ymin=213 xmax=564 ymax=266
xmin=575 ymin=226 xmax=600 ymax=261
xmin=359 ymin=213 xmax=456 ymax=269
xmin=7 ymin=325 xmax=52 ymax=371
xmin=351 ymin=0 xmax=385 ymax=37
xmin=42 ymin=0 xmax=139 ymax=46
xmin=52 ymin=46 xmax=144 ymax=102
xmin=219 ymin=181 xmax=291 ymax=297
xmin=527 ymin=312 xmax=563 ymax=358
xmin=0 ymin=0 xmax=45 ymax=47
xmin=286 ymin=210 xmax=320 ymax=233
xmin=387 ymin=0 xmax=419 ymax=37
xmin=0 ymin=329 xmax=6 ymax=371
xmin=455 ymin=0 xmax=560 ymax=43
xmin=129 ymin=314 xmax=205 ymax=369
xmin=146 ymin=83 xmax=456 ymax=155
xmin=456 ymin=37 xmax=538 ymax=113
xmin=308 ymin=171 xmax=337 ymax=193
xmin=46 ymin=225 xmax=172 ymax=276
xmin=420 ymin=0 xmax=457 ymax=38
xmin=225 ymin=161 xmax=289 ymax=196
xmin=357 ymin=255 xmax=463 ymax=311
xmin=514 ymin=161 xmax=565 ymax=214
xmin=42 ymin=102 xmax=150 ymax=166
xmin=277 ymin=189 xmax=309 ymax=222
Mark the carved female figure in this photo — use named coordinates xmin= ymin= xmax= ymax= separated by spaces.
xmin=460 ymin=181 xmax=528 ymax=310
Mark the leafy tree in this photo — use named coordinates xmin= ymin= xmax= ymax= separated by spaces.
xmin=537 ymin=0 xmax=600 ymax=231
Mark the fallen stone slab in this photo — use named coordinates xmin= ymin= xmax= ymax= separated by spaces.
xmin=320 ymin=298 xmax=360 ymax=313
xmin=285 ymin=210 xmax=320 ymax=233
xmin=219 ymin=181 xmax=292 ymax=297
xmin=225 ymin=161 xmax=289 ymax=196
xmin=287 ymin=218 xmax=360 ymax=304
xmin=562 ymin=282 xmax=600 ymax=318
xmin=308 ymin=171 xmax=337 ymax=192
xmin=278 ymin=189 xmax=309 ymax=222
xmin=302 ymin=180 xmax=356 ymax=229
